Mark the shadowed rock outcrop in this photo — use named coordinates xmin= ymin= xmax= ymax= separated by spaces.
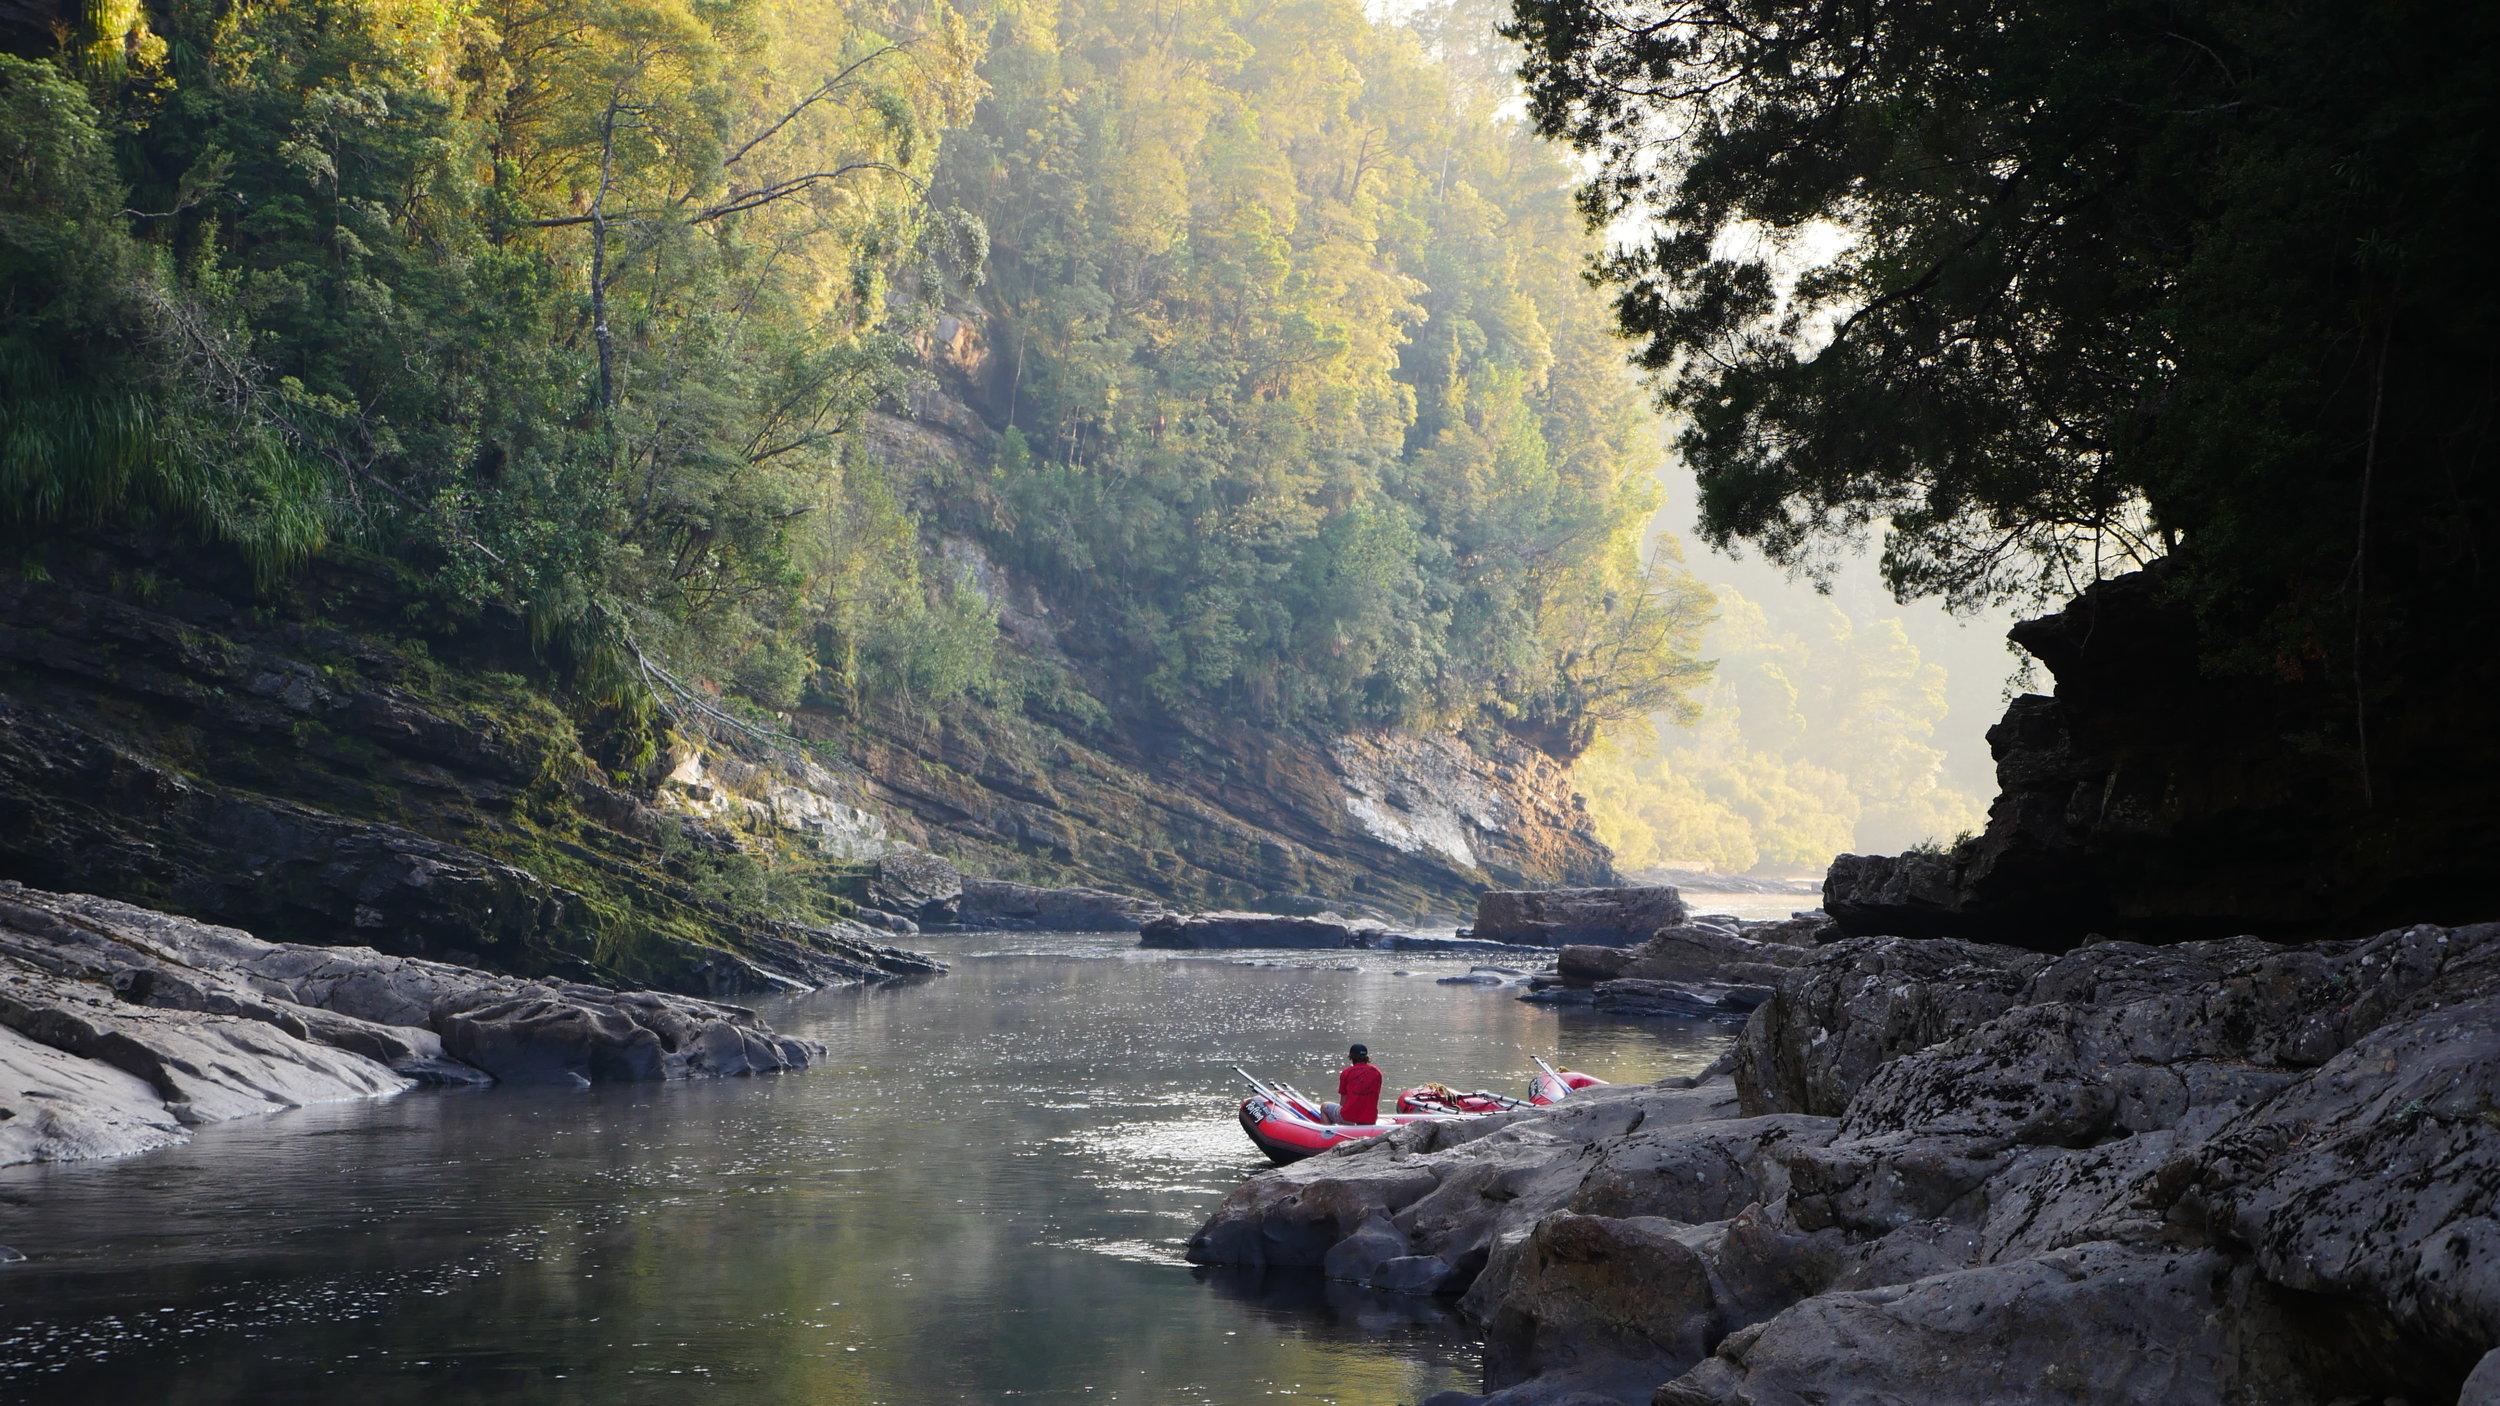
xmin=1824 ymin=563 xmax=2500 ymax=948
xmin=1188 ymin=919 xmax=2500 ymax=1404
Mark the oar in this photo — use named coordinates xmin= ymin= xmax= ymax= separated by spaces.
xmin=1233 ymin=1066 xmax=1289 ymax=1106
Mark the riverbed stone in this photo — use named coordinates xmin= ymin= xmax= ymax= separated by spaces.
xmin=1139 ymin=911 xmax=1391 ymax=949
xmin=1194 ymin=918 xmax=2500 ymax=1406
xmin=1556 ymin=946 xmax=1630 ymax=981
xmin=0 ymin=882 xmax=837 ymax=1165
xmin=0 ymin=1023 xmax=187 ymax=1163
xmin=957 ymin=878 xmax=1167 ymax=931
xmin=1483 ymin=1213 xmax=1715 ymax=1393
xmin=1619 ymin=927 xmax=1806 ymax=984
xmin=1471 ymin=888 xmax=1688 ymax=947
xmin=866 ymin=850 xmax=964 ymax=921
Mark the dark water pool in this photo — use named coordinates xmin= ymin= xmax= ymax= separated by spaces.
xmin=0 ymin=934 xmax=1730 ymax=1405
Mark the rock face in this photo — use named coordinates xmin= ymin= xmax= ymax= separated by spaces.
xmin=1472 ymin=887 xmax=1689 ymax=947
xmin=1188 ymin=919 xmax=2500 ymax=1405
xmin=1823 ymin=562 xmax=2500 ymax=948
xmin=0 ymin=883 xmax=859 ymax=1166
xmin=0 ymin=559 xmax=941 ymax=994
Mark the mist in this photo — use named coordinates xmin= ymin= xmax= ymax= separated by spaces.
xmin=1578 ymin=461 xmax=2028 ymax=879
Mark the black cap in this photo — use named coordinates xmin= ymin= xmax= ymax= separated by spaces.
xmin=1349 ymin=1043 xmax=1369 ymax=1060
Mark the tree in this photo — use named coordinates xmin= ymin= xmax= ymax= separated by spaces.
xmin=1505 ymin=0 xmax=2500 ymax=741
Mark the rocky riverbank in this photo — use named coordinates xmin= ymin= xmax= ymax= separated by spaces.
xmin=1186 ymin=919 xmax=2500 ymax=1404
xmin=0 ymin=882 xmax=936 ymax=1168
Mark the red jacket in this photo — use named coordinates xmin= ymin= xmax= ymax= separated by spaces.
xmin=1337 ymin=1061 xmax=1382 ymax=1125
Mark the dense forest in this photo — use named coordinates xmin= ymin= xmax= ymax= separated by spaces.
xmin=926 ymin=0 xmax=1705 ymax=749
xmin=0 ymin=0 xmax=1712 ymax=776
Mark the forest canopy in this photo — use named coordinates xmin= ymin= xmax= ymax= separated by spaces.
xmin=929 ymin=0 xmax=1707 ymax=750
xmin=1 ymin=0 xmax=1709 ymax=760
xmin=0 ymin=0 xmax=990 ymax=719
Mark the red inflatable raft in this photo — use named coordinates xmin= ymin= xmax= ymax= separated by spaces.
xmin=1233 ymin=1062 xmax=1607 ymax=1165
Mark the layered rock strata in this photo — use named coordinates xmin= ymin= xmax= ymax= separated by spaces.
xmin=0 ymin=561 xmax=941 ymax=994
xmin=860 ymin=850 xmax=1172 ymax=932
xmin=1188 ymin=920 xmax=2500 ymax=1405
xmin=0 ymin=883 xmax=913 ymax=1166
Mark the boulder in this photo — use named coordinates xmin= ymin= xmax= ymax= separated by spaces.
xmin=1138 ymin=911 xmax=1391 ymax=949
xmin=865 ymin=850 xmax=965 ymax=922
xmin=1619 ymin=926 xmax=1808 ymax=984
xmin=956 ymin=878 xmax=1168 ymax=931
xmin=430 ymin=983 xmax=819 ymax=1086
xmin=1471 ymin=887 xmax=1688 ymax=947
xmin=1483 ymin=1213 xmax=1716 ymax=1397
xmin=1555 ymin=946 xmax=1631 ymax=982
xmin=1740 ymin=912 xmax=1835 ymax=948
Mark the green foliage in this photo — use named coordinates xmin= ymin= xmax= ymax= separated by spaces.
xmin=2 ymin=0 xmax=990 ymax=713
xmin=1508 ymin=0 xmax=2500 ymax=706
xmin=931 ymin=0 xmax=1707 ymax=753
xmin=7 ymin=0 xmax=1707 ymax=775
xmin=0 ymin=57 xmax=331 ymax=580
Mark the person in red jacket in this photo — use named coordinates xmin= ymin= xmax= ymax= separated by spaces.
xmin=1324 ymin=1044 xmax=1382 ymax=1126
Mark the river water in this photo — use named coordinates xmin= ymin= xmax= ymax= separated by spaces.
xmin=0 ymin=931 xmax=1741 ymax=1406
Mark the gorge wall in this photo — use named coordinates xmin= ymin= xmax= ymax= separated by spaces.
xmin=0 ymin=311 xmax=1613 ymax=985
xmin=796 ymin=309 xmax=1616 ymax=922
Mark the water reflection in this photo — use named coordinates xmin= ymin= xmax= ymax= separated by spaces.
xmin=0 ymin=934 xmax=1729 ymax=1405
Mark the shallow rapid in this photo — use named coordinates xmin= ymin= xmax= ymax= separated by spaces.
xmin=0 ymin=932 xmax=1730 ymax=1406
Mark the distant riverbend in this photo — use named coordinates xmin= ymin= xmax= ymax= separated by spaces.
xmin=0 ymin=931 xmax=1725 ymax=1405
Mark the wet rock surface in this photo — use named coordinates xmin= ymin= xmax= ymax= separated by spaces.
xmin=1188 ymin=920 xmax=2500 ymax=1404
xmin=0 ymin=882 xmax=860 ymax=1165
xmin=1141 ymin=911 xmax=1396 ymax=949
xmin=1471 ymin=887 xmax=1691 ymax=947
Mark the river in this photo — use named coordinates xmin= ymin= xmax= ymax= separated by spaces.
xmin=0 ymin=930 xmax=1741 ymax=1405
